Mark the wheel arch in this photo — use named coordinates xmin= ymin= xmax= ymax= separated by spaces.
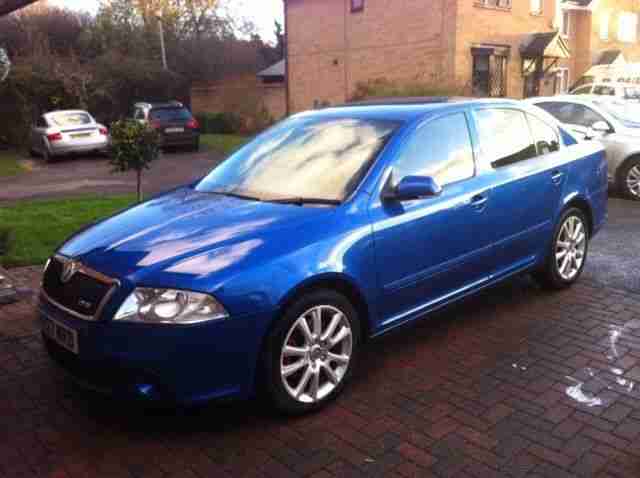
xmin=563 ymin=195 xmax=594 ymax=236
xmin=616 ymin=153 xmax=640 ymax=185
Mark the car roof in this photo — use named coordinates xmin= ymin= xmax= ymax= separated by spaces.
xmin=297 ymin=98 xmax=523 ymax=123
xmin=527 ymin=95 xmax=601 ymax=106
xmin=135 ymin=101 xmax=184 ymax=109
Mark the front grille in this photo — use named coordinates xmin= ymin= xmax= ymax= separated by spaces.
xmin=42 ymin=256 xmax=116 ymax=319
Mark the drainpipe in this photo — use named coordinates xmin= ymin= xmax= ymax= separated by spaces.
xmin=284 ymin=0 xmax=291 ymax=116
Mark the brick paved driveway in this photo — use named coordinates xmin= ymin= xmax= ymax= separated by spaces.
xmin=2 ymin=268 xmax=640 ymax=477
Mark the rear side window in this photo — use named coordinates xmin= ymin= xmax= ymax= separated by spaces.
xmin=571 ymin=86 xmax=592 ymax=95
xmin=393 ymin=113 xmax=475 ymax=187
xmin=475 ymin=109 xmax=537 ymax=169
xmin=149 ymin=108 xmax=193 ymax=122
xmin=593 ymin=85 xmax=615 ymax=96
xmin=534 ymin=102 xmax=606 ymax=128
xmin=527 ymin=115 xmax=560 ymax=155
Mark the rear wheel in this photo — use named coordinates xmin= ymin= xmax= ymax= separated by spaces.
xmin=533 ymin=207 xmax=589 ymax=290
xmin=263 ymin=290 xmax=361 ymax=415
xmin=42 ymin=145 xmax=52 ymax=163
xmin=618 ymin=157 xmax=640 ymax=201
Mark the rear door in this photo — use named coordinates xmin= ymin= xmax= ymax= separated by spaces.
xmin=472 ymin=107 xmax=567 ymax=277
xmin=370 ymin=111 xmax=496 ymax=329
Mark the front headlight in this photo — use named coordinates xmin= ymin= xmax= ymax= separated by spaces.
xmin=114 ymin=288 xmax=229 ymax=324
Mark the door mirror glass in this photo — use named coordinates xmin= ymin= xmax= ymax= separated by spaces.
xmin=591 ymin=120 xmax=611 ymax=134
xmin=386 ymin=175 xmax=442 ymax=201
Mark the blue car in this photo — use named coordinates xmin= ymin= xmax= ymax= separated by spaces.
xmin=40 ymin=99 xmax=608 ymax=414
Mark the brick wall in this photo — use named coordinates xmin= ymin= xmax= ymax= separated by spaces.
xmin=191 ymin=74 xmax=286 ymax=122
xmin=287 ymin=0 xmax=454 ymax=112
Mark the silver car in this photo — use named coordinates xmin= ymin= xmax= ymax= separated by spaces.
xmin=29 ymin=110 xmax=109 ymax=162
xmin=528 ymin=95 xmax=640 ymax=201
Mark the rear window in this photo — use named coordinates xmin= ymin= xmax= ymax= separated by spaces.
xmin=49 ymin=112 xmax=92 ymax=127
xmin=149 ymin=108 xmax=192 ymax=122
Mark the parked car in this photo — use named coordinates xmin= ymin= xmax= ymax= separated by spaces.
xmin=39 ymin=99 xmax=607 ymax=414
xmin=529 ymin=95 xmax=640 ymax=200
xmin=569 ymin=82 xmax=640 ymax=101
xmin=29 ymin=110 xmax=109 ymax=162
xmin=132 ymin=101 xmax=200 ymax=151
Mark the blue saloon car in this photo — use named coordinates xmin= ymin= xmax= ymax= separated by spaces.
xmin=40 ymin=99 xmax=608 ymax=413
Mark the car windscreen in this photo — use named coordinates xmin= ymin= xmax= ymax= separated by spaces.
xmin=594 ymin=100 xmax=640 ymax=128
xmin=149 ymin=108 xmax=192 ymax=122
xmin=49 ymin=112 xmax=92 ymax=127
xmin=196 ymin=116 xmax=400 ymax=203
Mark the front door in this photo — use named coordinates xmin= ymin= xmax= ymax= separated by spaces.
xmin=369 ymin=111 xmax=496 ymax=331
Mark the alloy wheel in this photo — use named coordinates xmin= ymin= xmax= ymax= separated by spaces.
xmin=555 ymin=215 xmax=587 ymax=281
xmin=627 ymin=165 xmax=640 ymax=198
xmin=280 ymin=305 xmax=352 ymax=404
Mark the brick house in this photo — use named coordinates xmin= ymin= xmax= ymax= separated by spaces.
xmin=285 ymin=0 xmax=640 ymax=112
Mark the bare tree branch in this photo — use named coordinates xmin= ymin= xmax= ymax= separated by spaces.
xmin=0 ymin=0 xmax=39 ymax=16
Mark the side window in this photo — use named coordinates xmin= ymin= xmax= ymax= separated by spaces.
xmin=393 ymin=113 xmax=475 ymax=187
xmin=593 ymin=85 xmax=615 ymax=96
xmin=565 ymin=104 xmax=606 ymax=128
xmin=36 ymin=116 xmax=47 ymax=128
xmin=475 ymin=109 xmax=537 ymax=169
xmin=571 ymin=86 xmax=592 ymax=95
xmin=527 ymin=115 xmax=560 ymax=155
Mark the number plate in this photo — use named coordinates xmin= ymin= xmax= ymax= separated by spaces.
xmin=165 ymin=127 xmax=184 ymax=134
xmin=43 ymin=317 xmax=79 ymax=354
xmin=71 ymin=133 xmax=92 ymax=138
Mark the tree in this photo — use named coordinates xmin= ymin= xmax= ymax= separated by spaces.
xmin=109 ymin=119 xmax=161 ymax=202
xmin=0 ymin=0 xmax=39 ymax=16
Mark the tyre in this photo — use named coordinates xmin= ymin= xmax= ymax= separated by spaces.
xmin=618 ymin=157 xmax=640 ymax=201
xmin=263 ymin=290 xmax=361 ymax=415
xmin=533 ymin=207 xmax=589 ymax=290
xmin=42 ymin=146 xmax=52 ymax=163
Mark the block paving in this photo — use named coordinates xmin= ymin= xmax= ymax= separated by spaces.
xmin=1 ymin=267 xmax=640 ymax=477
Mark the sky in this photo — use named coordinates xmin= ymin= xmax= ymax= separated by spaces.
xmin=47 ymin=0 xmax=284 ymax=42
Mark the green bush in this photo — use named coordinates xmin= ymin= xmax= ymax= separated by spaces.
xmin=350 ymin=77 xmax=465 ymax=102
xmin=195 ymin=112 xmax=244 ymax=135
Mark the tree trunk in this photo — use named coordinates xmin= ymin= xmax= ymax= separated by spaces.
xmin=137 ymin=169 xmax=143 ymax=203
xmin=0 ymin=0 xmax=39 ymax=16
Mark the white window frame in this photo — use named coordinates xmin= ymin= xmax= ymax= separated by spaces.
xmin=557 ymin=68 xmax=570 ymax=94
xmin=475 ymin=0 xmax=512 ymax=9
xmin=561 ymin=11 xmax=571 ymax=37
xmin=618 ymin=12 xmax=638 ymax=43
xmin=530 ymin=0 xmax=542 ymax=14
xmin=600 ymin=12 xmax=610 ymax=40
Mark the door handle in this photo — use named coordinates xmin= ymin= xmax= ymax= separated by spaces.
xmin=551 ymin=170 xmax=564 ymax=185
xmin=470 ymin=193 xmax=488 ymax=210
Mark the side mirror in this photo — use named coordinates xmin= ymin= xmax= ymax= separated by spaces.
xmin=384 ymin=175 xmax=443 ymax=201
xmin=590 ymin=120 xmax=611 ymax=136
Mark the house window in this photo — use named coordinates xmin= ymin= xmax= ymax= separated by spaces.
xmin=531 ymin=0 xmax=542 ymax=15
xmin=561 ymin=11 xmax=570 ymax=37
xmin=472 ymin=51 xmax=508 ymax=97
xmin=618 ymin=12 xmax=638 ymax=43
xmin=351 ymin=0 xmax=364 ymax=13
xmin=556 ymin=68 xmax=569 ymax=94
xmin=475 ymin=0 xmax=512 ymax=9
xmin=600 ymin=12 xmax=609 ymax=40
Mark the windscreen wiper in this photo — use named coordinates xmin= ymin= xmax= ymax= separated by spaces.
xmin=267 ymin=197 xmax=341 ymax=206
xmin=209 ymin=191 xmax=262 ymax=202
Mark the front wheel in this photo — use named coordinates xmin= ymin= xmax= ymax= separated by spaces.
xmin=618 ymin=158 xmax=640 ymax=201
xmin=263 ymin=290 xmax=361 ymax=415
xmin=533 ymin=207 xmax=589 ymax=290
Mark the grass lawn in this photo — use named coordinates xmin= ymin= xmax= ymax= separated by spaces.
xmin=201 ymin=134 xmax=248 ymax=155
xmin=0 ymin=150 xmax=28 ymax=178
xmin=0 ymin=195 xmax=135 ymax=267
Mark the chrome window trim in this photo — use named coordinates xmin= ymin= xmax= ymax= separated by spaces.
xmin=40 ymin=254 xmax=120 ymax=321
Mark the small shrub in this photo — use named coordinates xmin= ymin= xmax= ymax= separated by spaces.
xmin=109 ymin=119 xmax=161 ymax=202
xmin=350 ymin=77 xmax=465 ymax=102
xmin=195 ymin=112 xmax=244 ymax=135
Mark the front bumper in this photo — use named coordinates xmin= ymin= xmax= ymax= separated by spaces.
xmin=39 ymin=297 xmax=272 ymax=404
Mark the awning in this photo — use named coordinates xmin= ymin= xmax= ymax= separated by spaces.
xmin=521 ymin=32 xmax=571 ymax=60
